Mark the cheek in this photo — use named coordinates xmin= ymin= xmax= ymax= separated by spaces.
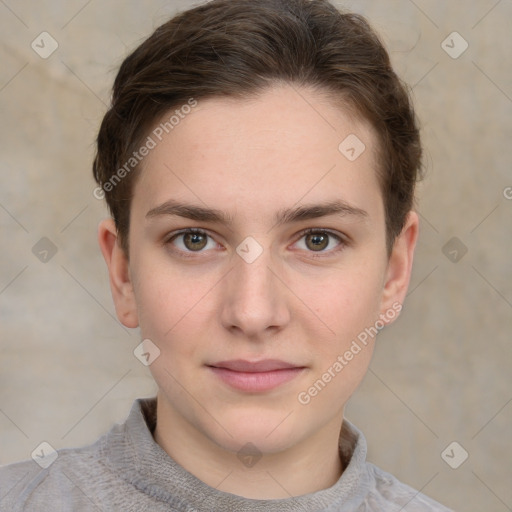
xmin=131 ymin=258 xmax=217 ymax=356
xmin=294 ymin=269 xmax=382 ymax=412
xmin=296 ymin=264 xmax=385 ymax=343
xmin=132 ymin=270 xmax=175 ymax=338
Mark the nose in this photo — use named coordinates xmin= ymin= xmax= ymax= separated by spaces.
xmin=220 ymin=249 xmax=291 ymax=339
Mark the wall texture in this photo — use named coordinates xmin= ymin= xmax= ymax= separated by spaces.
xmin=1 ymin=1 xmax=511 ymax=510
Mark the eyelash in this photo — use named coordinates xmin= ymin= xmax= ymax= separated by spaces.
xmin=296 ymin=228 xmax=346 ymax=257
xmin=165 ymin=227 xmax=347 ymax=259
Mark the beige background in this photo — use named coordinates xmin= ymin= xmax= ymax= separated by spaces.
xmin=1 ymin=1 xmax=511 ymax=510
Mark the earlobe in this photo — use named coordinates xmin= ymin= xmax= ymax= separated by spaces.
xmin=97 ymin=219 xmax=139 ymax=329
xmin=379 ymin=211 xmax=419 ymax=323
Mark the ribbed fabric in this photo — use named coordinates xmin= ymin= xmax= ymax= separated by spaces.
xmin=0 ymin=397 xmax=452 ymax=511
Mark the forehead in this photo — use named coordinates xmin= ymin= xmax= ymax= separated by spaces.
xmin=132 ymin=84 xmax=383 ymax=225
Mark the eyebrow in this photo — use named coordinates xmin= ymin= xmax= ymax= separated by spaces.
xmin=145 ymin=199 xmax=368 ymax=225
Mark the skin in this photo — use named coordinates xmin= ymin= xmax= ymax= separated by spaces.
xmin=98 ymin=83 xmax=418 ymax=499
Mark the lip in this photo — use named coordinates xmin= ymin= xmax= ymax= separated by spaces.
xmin=210 ymin=359 xmax=301 ymax=372
xmin=207 ymin=359 xmax=306 ymax=392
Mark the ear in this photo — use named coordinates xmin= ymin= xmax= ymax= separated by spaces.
xmin=97 ymin=218 xmax=139 ymax=329
xmin=379 ymin=210 xmax=419 ymax=324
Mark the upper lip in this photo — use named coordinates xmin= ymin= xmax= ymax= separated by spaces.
xmin=208 ymin=359 xmax=304 ymax=372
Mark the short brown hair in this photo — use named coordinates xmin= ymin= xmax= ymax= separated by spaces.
xmin=93 ymin=0 xmax=422 ymax=255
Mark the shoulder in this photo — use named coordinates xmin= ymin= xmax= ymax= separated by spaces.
xmin=364 ymin=463 xmax=454 ymax=512
xmin=0 ymin=398 xmax=162 ymax=511
xmin=0 ymin=439 xmax=112 ymax=511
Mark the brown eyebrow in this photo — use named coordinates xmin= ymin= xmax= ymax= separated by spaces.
xmin=146 ymin=200 xmax=231 ymax=223
xmin=145 ymin=199 xmax=368 ymax=225
xmin=273 ymin=200 xmax=368 ymax=225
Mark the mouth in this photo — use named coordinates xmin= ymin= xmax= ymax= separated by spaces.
xmin=206 ymin=359 xmax=307 ymax=392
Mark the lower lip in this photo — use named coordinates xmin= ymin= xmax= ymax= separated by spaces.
xmin=208 ymin=367 xmax=305 ymax=392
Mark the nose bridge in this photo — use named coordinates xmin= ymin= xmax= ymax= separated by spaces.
xmin=220 ymin=244 xmax=289 ymax=336
xmin=235 ymin=254 xmax=274 ymax=300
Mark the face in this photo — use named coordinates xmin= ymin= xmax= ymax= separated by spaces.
xmin=100 ymin=84 xmax=417 ymax=456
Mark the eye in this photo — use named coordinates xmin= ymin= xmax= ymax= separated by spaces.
xmin=293 ymin=229 xmax=344 ymax=254
xmin=167 ymin=229 xmax=219 ymax=253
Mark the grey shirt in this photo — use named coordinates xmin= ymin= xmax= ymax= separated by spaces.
xmin=0 ymin=397 xmax=453 ymax=511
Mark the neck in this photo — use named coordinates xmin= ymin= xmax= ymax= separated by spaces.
xmin=153 ymin=392 xmax=345 ymax=499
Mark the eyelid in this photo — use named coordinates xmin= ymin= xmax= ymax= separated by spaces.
xmin=291 ymin=227 xmax=348 ymax=256
xmin=297 ymin=227 xmax=344 ymax=240
xmin=165 ymin=228 xmax=222 ymax=256
xmin=165 ymin=227 xmax=210 ymax=242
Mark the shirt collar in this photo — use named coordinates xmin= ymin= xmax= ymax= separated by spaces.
xmin=104 ymin=397 xmax=371 ymax=511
